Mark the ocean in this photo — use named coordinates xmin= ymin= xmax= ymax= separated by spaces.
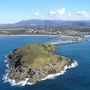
xmin=0 ymin=35 xmax=90 ymax=90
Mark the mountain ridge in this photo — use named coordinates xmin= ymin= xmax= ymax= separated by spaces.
xmin=0 ymin=19 xmax=90 ymax=29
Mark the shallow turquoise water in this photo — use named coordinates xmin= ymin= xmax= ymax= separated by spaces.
xmin=0 ymin=36 xmax=90 ymax=90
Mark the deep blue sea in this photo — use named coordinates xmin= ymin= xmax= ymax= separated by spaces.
xmin=0 ymin=35 xmax=90 ymax=90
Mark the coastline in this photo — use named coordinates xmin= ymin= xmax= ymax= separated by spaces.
xmin=0 ymin=34 xmax=86 ymax=45
xmin=0 ymin=34 xmax=90 ymax=37
xmin=0 ymin=34 xmax=58 ymax=37
xmin=2 ymin=35 xmax=80 ymax=86
xmin=49 ymin=37 xmax=84 ymax=45
xmin=3 ymin=57 xmax=78 ymax=86
xmin=0 ymin=34 xmax=88 ymax=37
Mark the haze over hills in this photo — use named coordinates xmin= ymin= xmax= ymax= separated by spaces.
xmin=0 ymin=19 xmax=90 ymax=35
xmin=0 ymin=19 xmax=90 ymax=29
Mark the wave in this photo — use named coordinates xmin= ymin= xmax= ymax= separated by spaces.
xmin=2 ymin=60 xmax=78 ymax=86
xmin=41 ymin=60 xmax=78 ymax=80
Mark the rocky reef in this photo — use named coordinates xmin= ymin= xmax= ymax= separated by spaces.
xmin=6 ymin=44 xmax=74 ymax=84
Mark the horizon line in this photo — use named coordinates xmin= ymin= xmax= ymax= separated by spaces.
xmin=1 ymin=19 xmax=90 ymax=24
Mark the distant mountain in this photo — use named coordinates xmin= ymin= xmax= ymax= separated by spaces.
xmin=15 ymin=19 xmax=65 ymax=26
xmin=0 ymin=19 xmax=90 ymax=29
xmin=13 ymin=19 xmax=90 ymax=27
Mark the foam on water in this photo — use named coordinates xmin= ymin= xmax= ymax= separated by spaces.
xmin=3 ymin=60 xmax=78 ymax=86
xmin=41 ymin=60 xmax=78 ymax=80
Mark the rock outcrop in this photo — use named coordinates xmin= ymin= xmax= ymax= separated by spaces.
xmin=6 ymin=44 xmax=73 ymax=83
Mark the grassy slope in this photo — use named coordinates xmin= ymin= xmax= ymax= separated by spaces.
xmin=17 ymin=44 xmax=66 ymax=69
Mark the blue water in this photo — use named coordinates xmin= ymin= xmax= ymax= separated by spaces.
xmin=0 ymin=36 xmax=90 ymax=90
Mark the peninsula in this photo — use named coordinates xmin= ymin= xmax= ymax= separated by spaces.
xmin=6 ymin=44 xmax=75 ymax=84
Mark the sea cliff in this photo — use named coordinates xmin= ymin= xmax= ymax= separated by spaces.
xmin=5 ymin=44 xmax=75 ymax=85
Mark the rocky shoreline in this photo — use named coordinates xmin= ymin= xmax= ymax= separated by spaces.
xmin=4 ymin=44 xmax=78 ymax=86
xmin=3 ymin=60 xmax=78 ymax=86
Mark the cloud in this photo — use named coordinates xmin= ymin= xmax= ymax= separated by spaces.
xmin=48 ymin=8 xmax=67 ymax=19
xmin=33 ymin=12 xmax=40 ymax=16
xmin=48 ymin=8 xmax=66 ymax=16
xmin=32 ymin=8 xmax=90 ymax=20
xmin=75 ymin=11 xmax=89 ymax=17
xmin=48 ymin=9 xmax=90 ymax=20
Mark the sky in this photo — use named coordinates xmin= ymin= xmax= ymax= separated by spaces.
xmin=0 ymin=0 xmax=90 ymax=24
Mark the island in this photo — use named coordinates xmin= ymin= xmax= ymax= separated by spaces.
xmin=5 ymin=44 xmax=75 ymax=85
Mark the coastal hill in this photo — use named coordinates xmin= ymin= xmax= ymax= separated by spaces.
xmin=1 ymin=20 xmax=90 ymax=28
xmin=0 ymin=20 xmax=90 ymax=35
xmin=7 ymin=44 xmax=73 ymax=83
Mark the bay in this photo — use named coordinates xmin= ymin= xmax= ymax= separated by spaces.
xmin=0 ymin=35 xmax=90 ymax=90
